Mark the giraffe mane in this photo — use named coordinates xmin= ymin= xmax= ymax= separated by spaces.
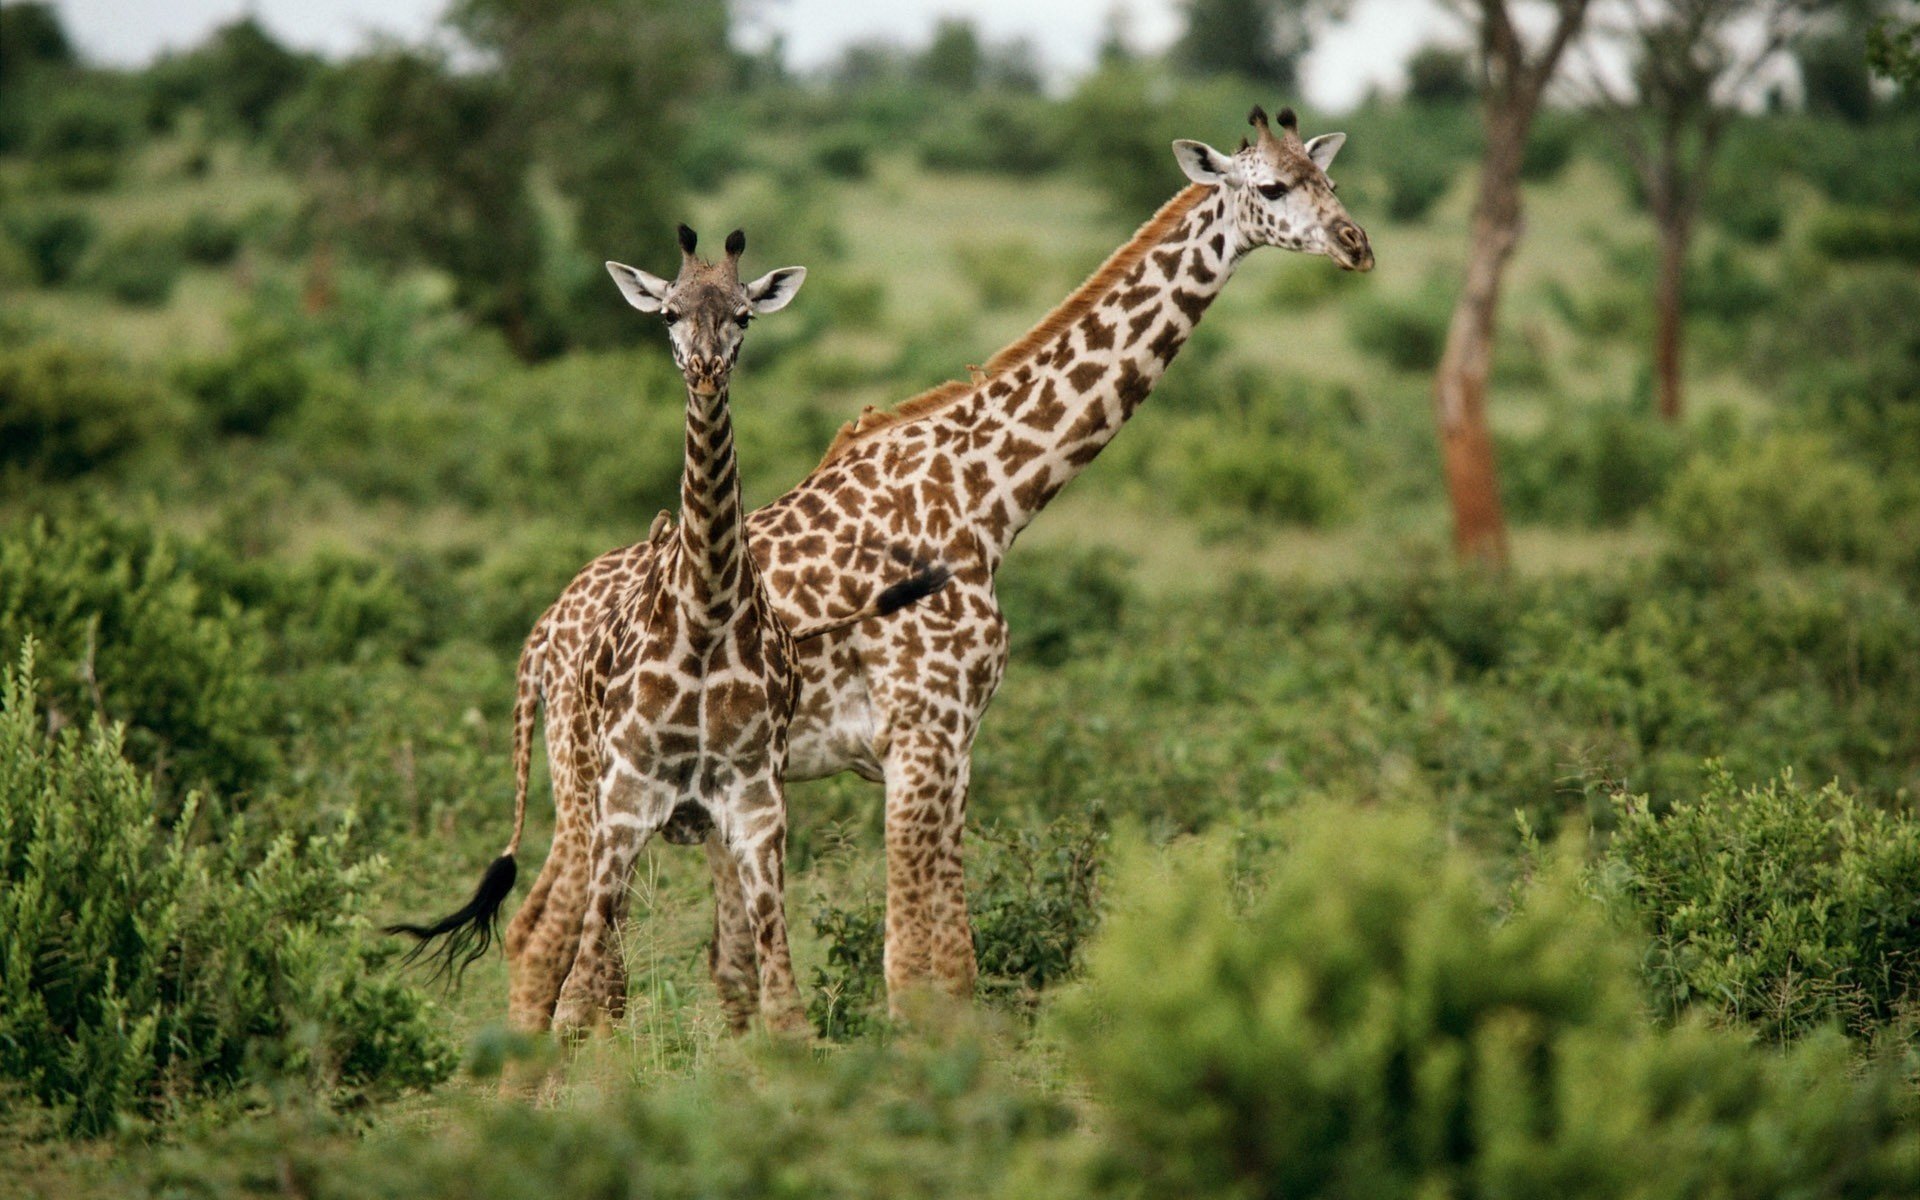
xmin=816 ymin=183 xmax=1211 ymax=467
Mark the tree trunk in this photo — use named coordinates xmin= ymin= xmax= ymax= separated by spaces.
xmin=1653 ymin=212 xmax=1689 ymax=423
xmin=1432 ymin=112 xmax=1527 ymax=570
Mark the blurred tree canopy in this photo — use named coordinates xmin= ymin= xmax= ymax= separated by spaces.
xmin=147 ymin=17 xmax=318 ymax=135
xmin=1173 ymin=0 xmax=1348 ymax=93
xmin=277 ymin=0 xmax=729 ymax=359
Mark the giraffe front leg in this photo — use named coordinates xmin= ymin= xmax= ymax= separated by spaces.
xmin=705 ymin=831 xmax=760 ymax=1033
xmin=882 ymin=731 xmax=978 ymax=1014
xmin=721 ymin=777 xmax=807 ymax=1035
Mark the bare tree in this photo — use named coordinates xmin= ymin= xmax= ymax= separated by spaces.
xmin=1582 ymin=0 xmax=1820 ymax=423
xmin=1433 ymin=0 xmax=1594 ymax=569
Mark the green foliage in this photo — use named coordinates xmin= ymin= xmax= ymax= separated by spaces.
xmin=808 ymin=816 xmax=1107 ymax=1038
xmin=917 ymin=94 xmax=1059 ymax=176
xmin=178 ymin=209 xmax=243 ymax=265
xmin=1173 ymin=0 xmax=1338 ymax=92
xmin=1057 ymin=808 xmax=1920 ymax=1199
xmin=2 ymin=206 xmax=96 ymax=285
xmin=1502 ymin=399 xmax=1684 ymax=527
xmin=80 ymin=226 xmax=186 ymax=307
xmin=1808 ymin=205 xmax=1920 ymax=265
xmin=0 ymin=340 xmax=179 ymax=486
xmin=0 ymin=647 xmax=454 ymax=1135
xmin=1761 ymin=267 xmax=1920 ymax=470
xmin=1602 ymin=766 xmax=1920 ymax=1044
xmin=173 ymin=326 xmax=314 ymax=436
xmin=145 ymin=16 xmax=315 ymax=135
xmin=1346 ymin=286 xmax=1449 ymax=371
xmin=1870 ymin=18 xmax=1920 ymax=87
xmin=996 ymin=545 xmax=1133 ymax=668
xmin=1662 ymin=433 xmax=1889 ymax=572
xmin=1798 ymin=29 xmax=1876 ymax=123
xmin=953 ymin=237 xmax=1043 ymax=309
xmin=1404 ymin=44 xmax=1473 ymax=106
xmin=1164 ymin=417 xmax=1355 ymax=528
xmin=0 ymin=514 xmax=276 ymax=800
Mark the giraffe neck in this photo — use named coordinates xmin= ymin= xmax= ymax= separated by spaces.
xmin=673 ymin=379 xmax=750 ymax=627
xmin=966 ymin=185 xmax=1239 ymax=557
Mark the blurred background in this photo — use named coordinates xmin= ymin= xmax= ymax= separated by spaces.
xmin=6 ymin=3 xmax=1920 ymax=1192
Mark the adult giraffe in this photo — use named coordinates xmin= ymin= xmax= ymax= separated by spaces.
xmin=503 ymin=105 xmax=1373 ymax=1029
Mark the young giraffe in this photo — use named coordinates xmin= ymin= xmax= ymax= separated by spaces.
xmin=502 ymin=105 xmax=1372 ymax=1029
xmin=392 ymin=226 xmax=947 ymax=1033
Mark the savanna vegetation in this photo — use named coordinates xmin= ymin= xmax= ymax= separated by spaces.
xmin=4 ymin=0 xmax=1920 ymax=1194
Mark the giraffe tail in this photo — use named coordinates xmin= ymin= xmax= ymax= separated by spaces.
xmin=788 ymin=551 xmax=954 ymax=641
xmin=382 ymin=625 xmax=544 ymax=984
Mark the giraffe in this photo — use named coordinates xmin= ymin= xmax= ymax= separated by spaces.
xmin=390 ymin=225 xmax=948 ymax=1035
xmin=497 ymin=104 xmax=1372 ymax=1029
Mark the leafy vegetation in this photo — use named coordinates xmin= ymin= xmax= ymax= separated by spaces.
xmin=4 ymin=1 xmax=1920 ymax=1193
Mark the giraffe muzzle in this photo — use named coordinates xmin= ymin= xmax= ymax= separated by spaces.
xmin=1331 ymin=222 xmax=1374 ymax=272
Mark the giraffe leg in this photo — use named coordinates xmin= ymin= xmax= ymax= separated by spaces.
xmin=719 ymin=776 xmax=807 ymax=1034
xmin=883 ymin=733 xmax=975 ymax=1013
xmin=506 ymin=703 xmax=593 ymax=1032
xmin=705 ymin=831 xmax=760 ymax=1033
xmin=927 ymin=752 xmax=978 ymax=999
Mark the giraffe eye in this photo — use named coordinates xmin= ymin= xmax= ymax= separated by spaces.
xmin=662 ymin=310 xmax=681 ymax=326
xmin=1257 ymin=182 xmax=1290 ymax=201
xmin=735 ymin=312 xmax=752 ymax=328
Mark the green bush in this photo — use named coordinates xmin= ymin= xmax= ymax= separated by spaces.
xmin=1601 ymin=766 xmax=1920 ymax=1044
xmin=1164 ymin=420 xmax=1355 ymax=528
xmin=1056 ymin=808 xmax=1920 ymax=1199
xmin=811 ymin=128 xmax=873 ymax=180
xmin=178 ymin=209 xmax=243 ymax=265
xmin=1502 ymin=399 xmax=1684 ymax=527
xmin=1346 ymin=288 xmax=1448 ymax=372
xmin=1808 ymin=205 xmax=1920 ymax=265
xmin=81 ymin=227 xmax=187 ymax=307
xmin=0 ymin=647 xmax=454 ymax=1136
xmin=0 ymin=513 xmax=276 ymax=800
xmin=807 ymin=815 xmax=1106 ymax=1039
xmin=1759 ymin=268 xmax=1920 ymax=471
xmin=0 ymin=339 xmax=179 ymax=485
xmin=953 ymin=237 xmax=1043 ymax=310
xmin=3 ymin=207 xmax=96 ymax=285
xmin=1661 ymin=433 xmax=1888 ymax=572
xmin=1378 ymin=146 xmax=1452 ymax=223
xmin=173 ymin=327 xmax=314 ymax=435
xmin=997 ymin=545 xmax=1133 ymax=668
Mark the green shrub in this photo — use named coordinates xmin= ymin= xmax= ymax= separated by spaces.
xmin=953 ymin=238 xmax=1043 ymax=310
xmin=1379 ymin=146 xmax=1452 ymax=223
xmin=996 ymin=544 xmax=1133 ymax=668
xmin=1520 ymin=110 xmax=1577 ymax=183
xmin=178 ymin=209 xmax=243 ymax=265
xmin=917 ymin=94 xmax=1058 ymax=176
xmin=811 ymin=129 xmax=873 ymax=180
xmin=0 ymin=513 xmax=276 ymax=800
xmin=1346 ymin=288 xmax=1448 ymax=371
xmin=0 ymin=647 xmax=454 ymax=1135
xmin=1056 ymin=808 xmax=1920 ymax=1199
xmin=173 ymin=327 xmax=314 ymax=435
xmin=1759 ymin=268 xmax=1920 ymax=471
xmin=1502 ymin=399 xmax=1684 ymax=527
xmin=2 ymin=207 xmax=96 ymax=285
xmin=0 ymin=339 xmax=179 ymax=485
xmin=81 ymin=227 xmax=187 ymax=307
xmin=1661 ymin=433 xmax=1888 ymax=572
xmin=1601 ymin=766 xmax=1920 ymax=1045
xmin=1404 ymin=45 xmax=1474 ymax=106
xmin=1808 ymin=205 xmax=1920 ymax=265
xmin=807 ymin=815 xmax=1106 ymax=1039
xmin=1164 ymin=420 xmax=1355 ymax=529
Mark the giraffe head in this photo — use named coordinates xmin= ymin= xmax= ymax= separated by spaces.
xmin=1173 ymin=105 xmax=1374 ymax=272
xmin=605 ymin=226 xmax=806 ymax=395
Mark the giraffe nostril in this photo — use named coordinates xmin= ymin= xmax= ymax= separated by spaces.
xmin=1338 ymin=224 xmax=1364 ymax=249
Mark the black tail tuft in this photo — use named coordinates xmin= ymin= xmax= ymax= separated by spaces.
xmin=384 ymin=853 xmax=518 ymax=987
xmin=875 ymin=563 xmax=954 ymax=617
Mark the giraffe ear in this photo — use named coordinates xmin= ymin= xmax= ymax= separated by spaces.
xmin=1172 ymin=139 xmax=1240 ymax=186
xmin=1304 ymin=132 xmax=1346 ymax=173
xmin=745 ymin=266 xmax=806 ymax=314
xmin=606 ymin=261 xmax=671 ymax=313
